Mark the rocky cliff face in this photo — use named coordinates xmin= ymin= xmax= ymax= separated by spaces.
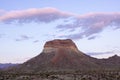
xmin=43 ymin=39 xmax=79 ymax=53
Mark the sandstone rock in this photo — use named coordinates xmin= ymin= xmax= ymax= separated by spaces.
xmin=43 ymin=39 xmax=79 ymax=53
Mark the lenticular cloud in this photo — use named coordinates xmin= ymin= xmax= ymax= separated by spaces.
xmin=0 ymin=8 xmax=120 ymax=40
xmin=0 ymin=7 xmax=73 ymax=23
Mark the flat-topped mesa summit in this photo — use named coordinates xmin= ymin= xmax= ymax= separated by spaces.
xmin=43 ymin=39 xmax=79 ymax=53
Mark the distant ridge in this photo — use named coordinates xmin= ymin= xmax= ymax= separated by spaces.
xmin=0 ymin=63 xmax=18 ymax=69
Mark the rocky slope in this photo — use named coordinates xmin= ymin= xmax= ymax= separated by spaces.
xmin=99 ymin=55 xmax=120 ymax=69
xmin=9 ymin=39 xmax=120 ymax=73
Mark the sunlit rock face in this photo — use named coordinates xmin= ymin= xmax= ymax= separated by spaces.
xmin=43 ymin=39 xmax=79 ymax=53
xmin=41 ymin=39 xmax=88 ymax=68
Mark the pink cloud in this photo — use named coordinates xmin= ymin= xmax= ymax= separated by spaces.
xmin=0 ymin=9 xmax=6 ymax=15
xmin=0 ymin=8 xmax=120 ymax=40
xmin=0 ymin=7 xmax=73 ymax=23
xmin=57 ymin=12 xmax=120 ymax=40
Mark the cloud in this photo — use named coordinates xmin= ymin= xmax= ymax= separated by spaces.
xmin=57 ymin=12 xmax=120 ymax=40
xmin=0 ymin=9 xmax=6 ymax=15
xmin=87 ymin=51 xmax=114 ymax=56
xmin=33 ymin=40 xmax=39 ymax=43
xmin=87 ymin=50 xmax=120 ymax=59
xmin=0 ymin=7 xmax=73 ymax=24
xmin=87 ymin=36 xmax=97 ymax=40
xmin=15 ymin=35 xmax=32 ymax=41
xmin=0 ymin=8 xmax=120 ymax=40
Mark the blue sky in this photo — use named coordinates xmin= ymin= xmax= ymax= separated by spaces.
xmin=0 ymin=0 xmax=120 ymax=63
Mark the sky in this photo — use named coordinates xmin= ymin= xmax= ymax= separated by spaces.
xmin=0 ymin=0 xmax=120 ymax=63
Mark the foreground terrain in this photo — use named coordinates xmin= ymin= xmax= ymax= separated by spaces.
xmin=0 ymin=70 xmax=120 ymax=80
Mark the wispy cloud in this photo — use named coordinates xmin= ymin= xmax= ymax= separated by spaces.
xmin=0 ymin=9 xmax=6 ymax=16
xmin=0 ymin=8 xmax=120 ymax=40
xmin=0 ymin=7 xmax=73 ymax=24
xmin=57 ymin=12 xmax=120 ymax=40
xmin=33 ymin=40 xmax=39 ymax=43
xmin=87 ymin=36 xmax=97 ymax=40
xmin=15 ymin=35 xmax=32 ymax=41
xmin=87 ymin=51 xmax=114 ymax=56
xmin=87 ymin=51 xmax=120 ymax=59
